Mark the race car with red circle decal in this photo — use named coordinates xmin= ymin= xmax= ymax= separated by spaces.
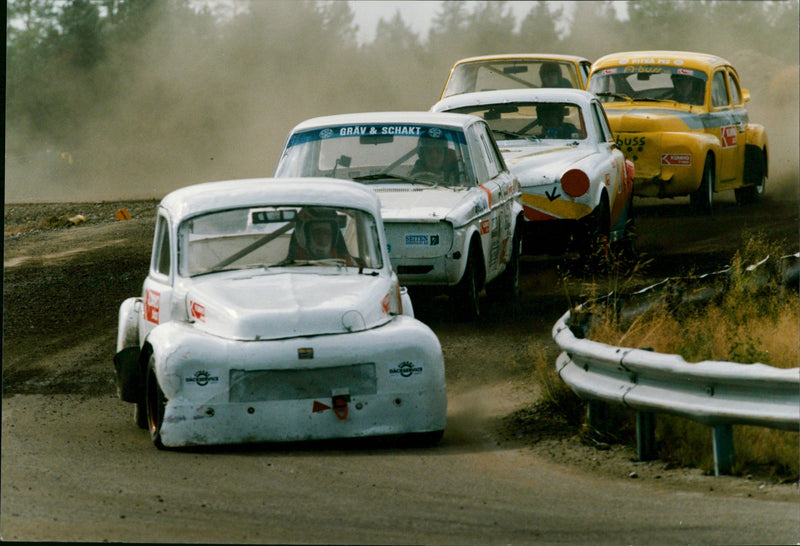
xmin=432 ymin=88 xmax=634 ymax=258
xmin=588 ymin=50 xmax=768 ymax=214
xmin=274 ymin=112 xmax=523 ymax=319
xmin=113 ymin=178 xmax=446 ymax=449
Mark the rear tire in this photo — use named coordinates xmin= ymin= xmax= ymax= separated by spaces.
xmin=735 ymin=147 xmax=766 ymax=205
xmin=690 ymin=156 xmax=714 ymax=215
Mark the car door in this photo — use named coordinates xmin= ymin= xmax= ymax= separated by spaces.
xmin=710 ymin=69 xmax=740 ymax=185
xmin=467 ymin=121 xmax=516 ymax=280
xmin=140 ymin=212 xmax=174 ymax=344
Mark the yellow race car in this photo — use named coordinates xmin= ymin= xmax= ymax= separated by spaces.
xmin=588 ymin=51 xmax=768 ymax=213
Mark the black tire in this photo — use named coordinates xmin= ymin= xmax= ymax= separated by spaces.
xmin=486 ymin=221 xmax=521 ymax=301
xmin=453 ymin=248 xmax=481 ymax=319
xmin=690 ymin=156 xmax=714 ymax=215
xmin=134 ymin=399 xmax=148 ymax=429
xmin=145 ymin=356 xmax=167 ymax=449
xmin=735 ymin=147 xmax=766 ymax=205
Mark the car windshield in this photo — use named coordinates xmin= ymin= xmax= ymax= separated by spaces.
xmin=178 ymin=205 xmax=383 ymax=277
xmin=443 ymin=102 xmax=586 ymax=141
xmin=589 ymin=66 xmax=708 ymax=106
xmin=443 ymin=60 xmax=579 ymax=98
xmin=275 ymin=124 xmax=476 ymax=188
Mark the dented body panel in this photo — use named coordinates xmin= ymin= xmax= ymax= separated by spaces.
xmin=113 ymin=177 xmax=447 ymax=448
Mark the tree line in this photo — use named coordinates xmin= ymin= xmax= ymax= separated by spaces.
xmin=6 ymin=0 xmax=798 ymax=201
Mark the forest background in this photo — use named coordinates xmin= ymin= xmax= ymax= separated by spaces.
xmin=6 ymin=0 xmax=799 ymax=203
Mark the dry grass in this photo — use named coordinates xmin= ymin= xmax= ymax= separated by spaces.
xmin=568 ymin=237 xmax=799 ymax=478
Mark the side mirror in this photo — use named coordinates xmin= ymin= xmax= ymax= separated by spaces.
xmin=741 ymin=88 xmax=751 ymax=103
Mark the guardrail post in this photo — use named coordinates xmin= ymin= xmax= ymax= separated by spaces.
xmin=586 ymin=400 xmax=609 ymax=436
xmin=636 ymin=411 xmax=657 ymax=461
xmin=712 ymin=424 xmax=735 ymax=476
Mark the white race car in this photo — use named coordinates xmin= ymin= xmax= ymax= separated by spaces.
xmin=274 ymin=112 xmax=523 ymax=318
xmin=113 ymin=178 xmax=446 ymax=449
xmin=432 ymin=89 xmax=635 ymax=258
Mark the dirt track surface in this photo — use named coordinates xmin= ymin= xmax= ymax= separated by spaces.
xmin=3 ymin=189 xmax=799 ymax=543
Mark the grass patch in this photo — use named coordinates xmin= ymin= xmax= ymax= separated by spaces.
xmin=567 ymin=236 xmax=799 ymax=479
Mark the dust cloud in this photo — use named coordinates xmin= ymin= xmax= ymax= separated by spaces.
xmin=4 ymin=3 xmax=798 ymax=205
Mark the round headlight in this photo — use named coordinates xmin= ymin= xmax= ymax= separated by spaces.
xmin=560 ymin=169 xmax=590 ymax=198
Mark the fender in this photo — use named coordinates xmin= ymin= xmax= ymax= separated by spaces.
xmin=116 ymin=297 xmax=141 ymax=353
xmin=446 ymin=223 xmax=483 ymax=287
xmin=745 ymin=124 xmax=769 ymax=177
xmin=745 ymin=123 xmax=768 ymax=150
xmin=659 ymin=131 xmax=720 ymax=192
xmin=112 ymin=297 xmax=143 ymax=402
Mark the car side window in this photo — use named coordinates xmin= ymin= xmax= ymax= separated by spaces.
xmin=478 ymin=123 xmax=504 ymax=179
xmin=591 ymin=102 xmax=613 ymax=143
xmin=468 ymin=124 xmax=498 ymax=182
xmin=579 ymin=62 xmax=592 ymax=86
xmin=727 ymin=71 xmax=743 ymax=105
xmin=152 ymin=215 xmax=171 ymax=278
xmin=711 ymin=71 xmax=729 ymax=108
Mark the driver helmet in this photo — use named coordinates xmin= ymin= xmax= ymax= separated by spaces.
xmin=417 ymin=131 xmax=448 ymax=159
xmin=295 ymin=207 xmax=339 ymax=258
xmin=539 ymin=62 xmax=561 ymax=79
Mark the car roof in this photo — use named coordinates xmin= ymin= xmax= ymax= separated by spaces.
xmin=432 ymin=88 xmax=596 ymax=112
xmin=451 ymin=53 xmax=591 ymax=65
xmin=591 ymin=50 xmax=732 ymax=73
xmin=160 ymin=177 xmax=382 ymax=222
xmin=288 ymin=111 xmax=483 ymax=133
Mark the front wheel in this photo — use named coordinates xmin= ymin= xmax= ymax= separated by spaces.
xmin=452 ymin=250 xmax=481 ymax=320
xmin=146 ymin=356 xmax=168 ymax=449
xmin=690 ymin=157 xmax=714 ymax=215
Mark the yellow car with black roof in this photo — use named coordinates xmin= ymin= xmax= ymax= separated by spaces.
xmin=588 ymin=50 xmax=768 ymax=213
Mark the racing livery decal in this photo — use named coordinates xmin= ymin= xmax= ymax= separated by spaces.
xmin=389 ymin=361 xmax=423 ymax=377
xmin=185 ymin=370 xmax=219 ymax=386
xmin=190 ymin=300 xmax=206 ymax=322
xmin=145 ymin=289 xmax=160 ymax=324
xmin=662 ymin=153 xmax=692 ymax=166
xmin=721 ymin=125 xmax=738 ymax=148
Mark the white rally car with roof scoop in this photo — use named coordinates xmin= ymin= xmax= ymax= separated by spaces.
xmin=113 ymin=177 xmax=446 ymax=449
xmin=432 ymin=89 xmax=635 ymax=258
xmin=274 ymin=112 xmax=523 ymax=318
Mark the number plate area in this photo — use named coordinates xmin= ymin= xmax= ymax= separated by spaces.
xmin=229 ymin=364 xmax=377 ymax=403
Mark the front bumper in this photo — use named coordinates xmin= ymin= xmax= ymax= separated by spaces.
xmin=148 ymin=316 xmax=447 ymax=447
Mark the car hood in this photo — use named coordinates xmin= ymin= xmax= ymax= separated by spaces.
xmin=604 ymin=108 xmax=694 ymax=133
xmin=372 ymin=186 xmax=477 ymax=224
xmin=500 ymin=144 xmax=593 ymax=187
xmin=186 ymin=272 xmax=392 ymax=341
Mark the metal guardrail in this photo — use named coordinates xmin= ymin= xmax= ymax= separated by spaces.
xmin=552 ymin=254 xmax=800 ymax=476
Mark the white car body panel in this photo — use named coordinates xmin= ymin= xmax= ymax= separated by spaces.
xmin=113 ymin=177 xmax=446 ymax=448
xmin=432 ymin=89 xmax=634 ymax=248
xmin=274 ymin=112 xmax=523 ymax=294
